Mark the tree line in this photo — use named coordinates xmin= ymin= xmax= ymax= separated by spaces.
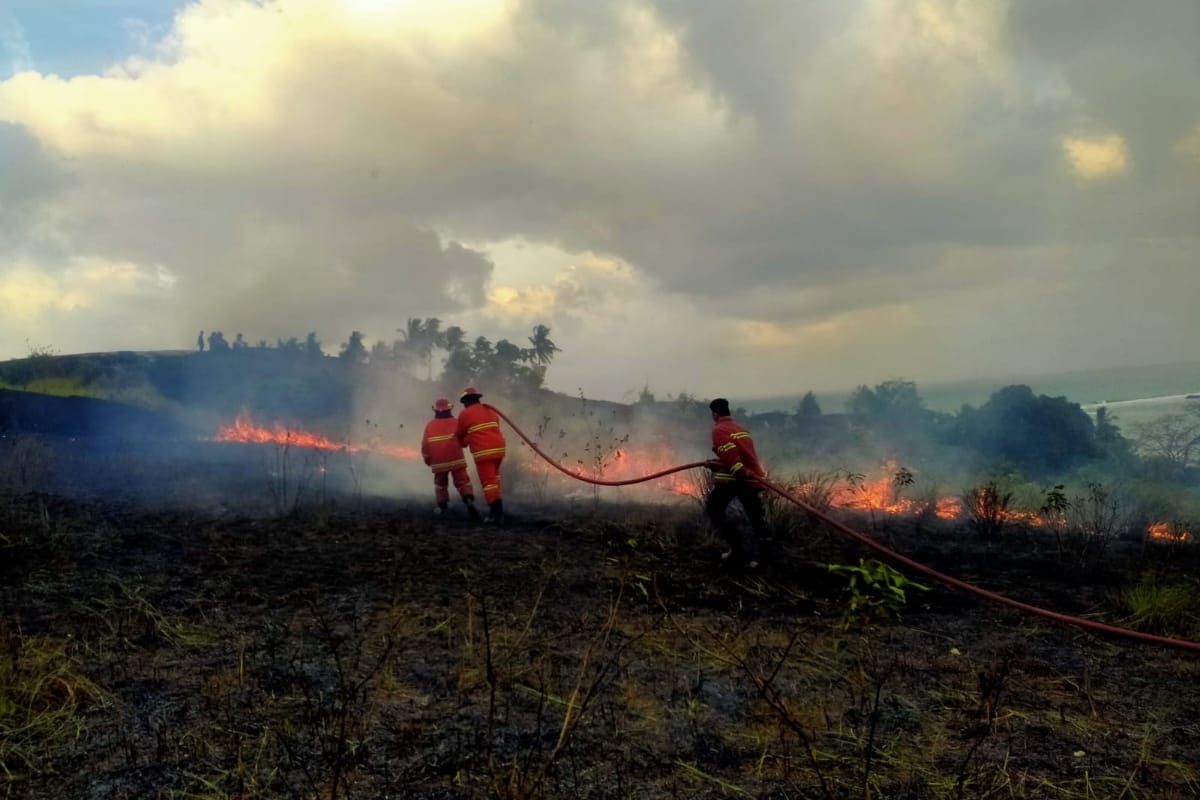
xmin=195 ymin=319 xmax=560 ymax=391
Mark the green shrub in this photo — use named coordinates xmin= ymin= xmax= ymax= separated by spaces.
xmin=1117 ymin=578 xmax=1196 ymax=635
xmin=827 ymin=558 xmax=930 ymax=626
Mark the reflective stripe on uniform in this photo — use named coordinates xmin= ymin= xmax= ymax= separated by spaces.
xmin=473 ymin=447 xmax=506 ymax=458
xmin=730 ymin=462 xmax=745 ymax=473
xmin=425 ymin=434 xmax=456 ymax=443
xmin=468 ymin=421 xmax=500 ymax=433
xmin=729 ymin=432 xmax=751 ymax=440
xmin=713 ymin=473 xmax=734 ymax=482
xmin=716 ymin=442 xmax=737 ymax=453
xmin=430 ymin=459 xmax=467 ymax=471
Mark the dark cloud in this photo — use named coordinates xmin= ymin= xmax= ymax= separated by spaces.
xmin=0 ymin=0 xmax=1196 ymax=391
xmin=0 ymin=122 xmax=63 ymax=241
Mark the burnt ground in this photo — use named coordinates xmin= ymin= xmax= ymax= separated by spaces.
xmin=2 ymin=485 xmax=1200 ymax=799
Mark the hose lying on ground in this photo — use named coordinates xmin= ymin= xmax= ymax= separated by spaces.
xmin=487 ymin=404 xmax=1200 ymax=655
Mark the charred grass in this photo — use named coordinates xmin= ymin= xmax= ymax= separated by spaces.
xmin=2 ymin=491 xmax=1200 ymax=799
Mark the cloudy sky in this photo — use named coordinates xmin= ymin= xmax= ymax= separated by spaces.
xmin=1 ymin=0 xmax=1197 ymax=400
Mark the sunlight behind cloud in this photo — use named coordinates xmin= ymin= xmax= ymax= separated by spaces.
xmin=0 ymin=269 xmax=90 ymax=321
xmin=1062 ymin=133 xmax=1129 ymax=180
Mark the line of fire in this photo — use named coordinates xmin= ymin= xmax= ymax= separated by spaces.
xmin=214 ymin=410 xmax=1191 ymax=543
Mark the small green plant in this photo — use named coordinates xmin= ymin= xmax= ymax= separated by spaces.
xmin=1040 ymin=484 xmax=1071 ymax=557
xmin=827 ymin=559 xmax=930 ymax=626
xmin=1117 ymin=578 xmax=1196 ymax=635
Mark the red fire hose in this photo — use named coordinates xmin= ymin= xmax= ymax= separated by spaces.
xmin=486 ymin=404 xmax=1200 ymax=654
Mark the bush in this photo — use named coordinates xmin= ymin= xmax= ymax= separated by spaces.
xmin=763 ymin=470 xmax=840 ymax=541
xmin=1063 ymin=481 xmax=1128 ymax=566
xmin=963 ymin=481 xmax=1012 ymax=539
xmin=827 ymin=558 xmax=930 ymax=626
xmin=955 ymin=385 xmax=1097 ymax=475
xmin=1116 ymin=578 xmax=1196 ymax=635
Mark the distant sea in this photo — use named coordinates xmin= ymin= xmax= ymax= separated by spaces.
xmin=741 ymin=361 xmax=1200 ymax=416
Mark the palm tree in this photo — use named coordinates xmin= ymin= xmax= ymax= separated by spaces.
xmin=399 ymin=318 xmax=423 ymax=350
xmin=340 ymin=331 xmax=367 ymax=363
xmin=397 ymin=318 xmax=446 ymax=380
xmin=421 ymin=317 xmax=445 ymax=380
xmin=443 ymin=325 xmax=466 ymax=355
xmin=439 ymin=325 xmax=467 ymax=381
xmin=526 ymin=324 xmax=560 ymax=366
xmin=398 ymin=318 xmax=426 ymax=377
xmin=304 ymin=332 xmax=322 ymax=358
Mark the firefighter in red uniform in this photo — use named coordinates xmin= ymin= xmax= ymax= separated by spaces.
xmin=456 ymin=386 xmax=507 ymax=524
xmin=704 ymin=398 xmax=768 ymax=569
xmin=422 ymin=398 xmax=481 ymax=519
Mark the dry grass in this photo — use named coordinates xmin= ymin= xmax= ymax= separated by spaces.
xmin=4 ymin=495 xmax=1200 ymax=798
xmin=0 ymin=630 xmax=108 ymax=779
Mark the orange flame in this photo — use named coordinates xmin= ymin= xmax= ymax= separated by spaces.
xmin=824 ymin=464 xmax=1076 ymax=527
xmin=607 ymin=448 xmax=701 ymax=497
xmin=830 ymin=471 xmax=914 ymax=516
xmin=216 ymin=413 xmax=419 ymax=460
xmin=1147 ymin=521 xmax=1192 ymax=543
xmin=521 ymin=442 xmax=701 ymax=498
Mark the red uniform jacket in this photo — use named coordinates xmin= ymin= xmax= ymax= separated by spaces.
xmin=421 ymin=416 xmax=467 ymax=473
xmin=711 ymin=416 xmax=765 ymax=482
xmin=456 ymin=404 xmax=506 ymax=462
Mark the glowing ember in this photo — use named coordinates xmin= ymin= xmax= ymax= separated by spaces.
xmin=934 ymin=496 xmax=963 ymax=520
xmin=216 ymin=413 xmax=419 ymax=460
xmin=1147 ymin=521 xmax=1192 ymax=543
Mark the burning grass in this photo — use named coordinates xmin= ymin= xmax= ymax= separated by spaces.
xmin=210 ymin=418 xmax=1187 ymax=554
xmin=216 ymin=412 xmax=420 ymax=460
xmin=1147 ymin=521 xmax=1193 ymax=544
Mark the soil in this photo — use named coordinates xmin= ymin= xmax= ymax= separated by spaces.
xmin=2 ymin=478 xmax=1199 ymax=798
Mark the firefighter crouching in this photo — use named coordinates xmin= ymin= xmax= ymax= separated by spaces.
xmin=704 ymin=397 xmax=768 ymax=570
xmin=421 ymin=398 xmax=481 ymax=520
xmin=456 ymin=386 xmax=507 ymax=525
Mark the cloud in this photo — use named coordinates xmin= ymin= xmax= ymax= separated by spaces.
xmin=484 ymin=253 xmax=638 ymax=324
xmin=0 ymin=269 xmax=88 ymax=321
xmin=0 ymin=256 xmax=168 ymax=325
xmin=1176 ymin=121 xmax=1200 ymax=166
xmin=1062 ymin=133 xmax=1129 ymax=180
xmin=0 ymin=0 xmax=1196 ymax=395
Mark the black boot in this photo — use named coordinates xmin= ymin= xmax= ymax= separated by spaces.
xmin=434 ymin=501 xmax=448 ymax=517
xmin=485 ymin=500 xmax=505 ymax=526
xmin=464 ymin=497 xmax=481 ymax=521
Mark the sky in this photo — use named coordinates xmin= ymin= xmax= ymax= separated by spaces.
xmin=0 ymin=0 xmax=1197 ymax=401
